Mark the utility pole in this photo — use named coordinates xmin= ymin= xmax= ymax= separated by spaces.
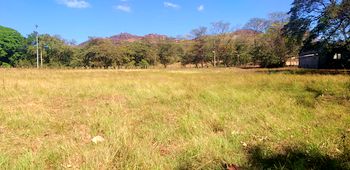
xmin=213 ymin=51 xmax=216 ymax=67
xmin=40 ymin=48 xmax=43 ymax=67
xmin=35 ymin=25 xmax=39 ymax=68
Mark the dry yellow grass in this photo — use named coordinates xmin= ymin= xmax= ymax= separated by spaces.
xmin=0 ymin=68 xmax=349 ymax=169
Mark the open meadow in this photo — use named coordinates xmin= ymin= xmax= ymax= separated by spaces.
xmin=0 ymin=68 xmax=349 ymax=169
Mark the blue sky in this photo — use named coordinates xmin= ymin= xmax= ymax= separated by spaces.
xmin=0 ymin=0 xmax=293 ymax=43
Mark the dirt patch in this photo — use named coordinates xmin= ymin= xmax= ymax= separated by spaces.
xmin=154 ymin=142 xmax=180 ymax=156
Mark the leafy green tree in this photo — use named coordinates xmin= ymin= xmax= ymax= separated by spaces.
xmin=284 ymin=0 xmax=350 ymax=45
xmin=241 ymin=12 xmax=300 ymax=68
xmin=139 ymin=59 xmax=150 ymax=69
xmin=232 ymin=38 xmax=254 ymax=66
xmin=112 ymin=44 xmax=133 ymax=68
xmin=206 ymin=35 xmax=234 ymax=67
xmin=284 ymin=0 xmax=350 ymax=68
xmin=40 ymin=35 xmax=74 ymax=67
xmin=189 ymin=27 xmax=208 ymax=68
xmin=209 ymin=21 xmax=233 ymax=67
xmin=252 ymin=24 xmax=292 ymax=67
xmin=24 ymin=33 xmax=75 ymax=67
xmin=68 ymin=47 xmax=83 ymax=68
xmin=158 ymin=42 xmax=180 ymax=68
xmin=20 ymin=32 xmax=40 ymax=67
xmin=80 ymin=38 xmax=117 ymax=68
xmin=0 ymin=25 xmax=25 ymax=67
xmin=179 ymin=40 xmax=194 ymax=67
xmin=128 ymin=42 xmax=157 ymax=68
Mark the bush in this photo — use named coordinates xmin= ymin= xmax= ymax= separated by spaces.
xmin=0 ymin=62 xmax=12 ymax=68
xmin=125 ymin=61 xmax=136 ymax=69
xmin=139 ymin=59 xmax=149 ymax=69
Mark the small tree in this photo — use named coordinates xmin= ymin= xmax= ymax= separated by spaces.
xmin=189 ymin=27 xmax=208 ymax=68
xmin=252 ymin=24 xmax=291 ymax=68
xmin=158 ymin=42 xmax=181 ymax=68
xmin=80 ymin=38 xmax=116 ymax=68
xmin=209 ymin=21 xmax=233 ymax=67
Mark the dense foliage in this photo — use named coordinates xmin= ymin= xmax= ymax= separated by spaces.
xmin=284 ymin=0 xmax=350 ymax=47
xmin=0 ymin=26 xmax=25 ymax=67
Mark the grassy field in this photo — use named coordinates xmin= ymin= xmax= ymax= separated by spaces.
xmin=0 ymin=68 xmax=349 ymax=169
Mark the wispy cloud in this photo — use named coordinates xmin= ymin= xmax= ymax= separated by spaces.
xmin=197 ymin=5 xmax=204 ymax=12
xmin=164 ymin=2 xmax=180 ymax=9
xmin=57 ymin=0 xmax=90 ymax=8
xmin=114 ymin=4 xmax=131 ymax=12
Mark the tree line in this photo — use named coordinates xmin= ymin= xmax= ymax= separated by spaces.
xmin=1 ymin=0 xmax=349 ymax=68
xmin=0 ymin=15 xmax=295 ymax=69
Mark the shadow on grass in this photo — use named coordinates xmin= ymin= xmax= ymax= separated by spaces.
xmin=243 ymin=144 xmax=350 ymax=170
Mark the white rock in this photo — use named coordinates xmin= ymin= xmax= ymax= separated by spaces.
xmin=91 ymin=136 xmax=105 ymax=144
xmin=240 ymin=141 xmax=248 ymax=147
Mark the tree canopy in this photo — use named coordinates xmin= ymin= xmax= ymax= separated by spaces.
xmin=0 ymin=25 xmax=25 ymax=67
xmin=284 ymin=0 xmax=350 ymax=45
xmin=0 ymin=11 xmax=307 ymax=69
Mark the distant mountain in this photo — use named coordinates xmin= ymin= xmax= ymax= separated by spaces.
xmin=110 ymin=33 xmax=142 ymax=43
xmin=109 ymin=33 xmax=171 ymax=43
xmin=143 ymin=34 xmax=169 ymax=42
xmin=80 ymin=33 xmax=173 ymax=46
xmin=80 ymin=30 xmax=258 ymax=46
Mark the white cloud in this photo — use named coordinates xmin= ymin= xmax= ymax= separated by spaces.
xmin=164 ymin=2 xmax=180 ymax=9
xmin=197 ymin=5 xmax=204 ymax=12
xmin=58 ymin=0 xmax=90 ymax=8
xmin=114 ymin=5 xmax=131 ymax=12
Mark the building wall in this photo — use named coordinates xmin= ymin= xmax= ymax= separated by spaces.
xmin=286 ymin=57 xmax=299 ymax=66
xmin=299 ymin=55 xmax=319 ymax=69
